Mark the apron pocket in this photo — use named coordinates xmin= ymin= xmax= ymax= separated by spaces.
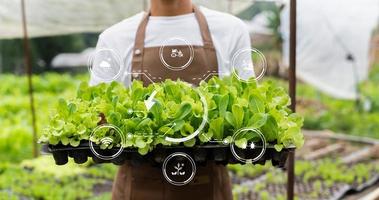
xmin=131 ymin=178 xmax=165 ymax=200
xmin=163 ymin=175 xmax=213 ymax=200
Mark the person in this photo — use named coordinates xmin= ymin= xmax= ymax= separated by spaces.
xmin=90 ymin=0 xmax=252 ymax=199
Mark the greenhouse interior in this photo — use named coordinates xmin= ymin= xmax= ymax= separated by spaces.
xmin=1 ymin=0 xmax=379 ymax=200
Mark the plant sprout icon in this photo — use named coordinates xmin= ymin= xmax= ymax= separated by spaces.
xmin=171 ymin=163 xmax=185 ymax=176
xmin=171 ymin=49 xmax=184 ymax=58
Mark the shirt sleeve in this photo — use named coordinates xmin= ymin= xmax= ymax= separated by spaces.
xmin=89 ymin=35 xmax=108 ymax=86
xmin=229 ymin=21 xmax=255 ymax=80
xmin=89 ymin=33 xmax=130 ymax=86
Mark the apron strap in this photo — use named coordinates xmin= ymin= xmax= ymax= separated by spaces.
xmin=131 ymin=12 xmax=149 ymax=77
xmin=192 ymin=5 xmax=217 ymax=71
xmin=192 ymin=5 xmax=215 ymax=50
xmin=134 ymin=5 xmax=215 ymax=50
xmin=132 ymin=5 xmax=217 ymax=75
xmin=134 ymin=12 xmax=149 ymax=51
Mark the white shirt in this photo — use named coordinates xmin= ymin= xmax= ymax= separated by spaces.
xmin=90 ymin=6 xmax=253 ymax=86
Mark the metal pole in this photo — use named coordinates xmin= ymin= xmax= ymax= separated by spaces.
xmin=287 ymin=0 xmax=297 ymax=199
xmin=21 ymin=0 xmax=38 ymax=158
xmin=143 ymin=0 xmax=148 ymax=11
xmin=0 ymin=41 xmax=2 ymax=73
xmin=228 ymin=0 xmax=233 ymax=13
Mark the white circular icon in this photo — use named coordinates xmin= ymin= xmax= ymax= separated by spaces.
xmin=162 ymin=152 xmax=196 ymax=186
xmin=231 ymin=48 xmax=267 ymax=82
xmin=88 ymin=48 xmax=123 ymax=82
xmin=89 ymin=124 xmax=125 ymax=160
xmin=159 ymin=38 xmax=194 ymax=71
xmin=230 ymin=128 xmax=267 ymax=163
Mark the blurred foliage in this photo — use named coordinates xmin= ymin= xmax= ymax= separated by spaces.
xmin=0 ymin=156 xmax=116 ymax=200
xmin=0 ymin=33 xmax=97 ymax=73
xmin=269 ymin=64 xmax=379 ymax=138
xmin=302 ymin=65 xmax=379 ymax=137
xmin=232 ymin=159 xmax=379 ymax=200
xmin=0 ymin=63 xmax=377 ymax=199
xmin=229 ymin=162 xmax=272 ymax=178
xmin=0 ymin=73 xmax=87 ymax=163
xmin=0 ymin=72 xmax=116 ymax=199
xmin=237 ymin=1 xmax=279 ymax=21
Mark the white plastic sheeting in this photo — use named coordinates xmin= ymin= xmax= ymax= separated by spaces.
xmin=0 ymin=0 xmax=146 ymax=39
xmin=0 ymin=0 xmax=252 ymax=39
xmin=51 ymin=48 xmax=94 ymax=68
xmin=281 ymin=0 xmax=379 ymax=99
xmin=245 ymin=11 xmax=274 ymax=35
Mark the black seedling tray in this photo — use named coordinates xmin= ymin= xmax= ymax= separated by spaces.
xmin=42 ymin=142 xmax=293 ymax=168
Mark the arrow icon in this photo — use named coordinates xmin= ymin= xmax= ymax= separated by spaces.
xmin=144 ymin=90 xmax=158 ymax=111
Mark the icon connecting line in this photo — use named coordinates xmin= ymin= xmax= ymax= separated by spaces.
xmin=199 ymin=72 xmax=230 ymax=82
xmin=127 ymin=109 xmax=145 ymax=115
xmin=201 ymin=84 xmax=220 ymax=94
xmin=128 ymin=72 xmax=156 ymax=85
xmin=207 ymin=139 xmax=230 ymax=145
xmin=200 ymin=132 xmax=230 ymax=145
xmin=199 ymin=118 xmax=231 ymax=145
xmin=163 ymin=122 xmax=177 ymax=136
xmin=144 ymin=90 xmax=158 ymax=110
xmin=126 ymin=133 xmax=154 ymax=139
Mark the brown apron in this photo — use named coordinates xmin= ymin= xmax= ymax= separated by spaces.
xmin=112 ymin=5 xmax=232 ymax=200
